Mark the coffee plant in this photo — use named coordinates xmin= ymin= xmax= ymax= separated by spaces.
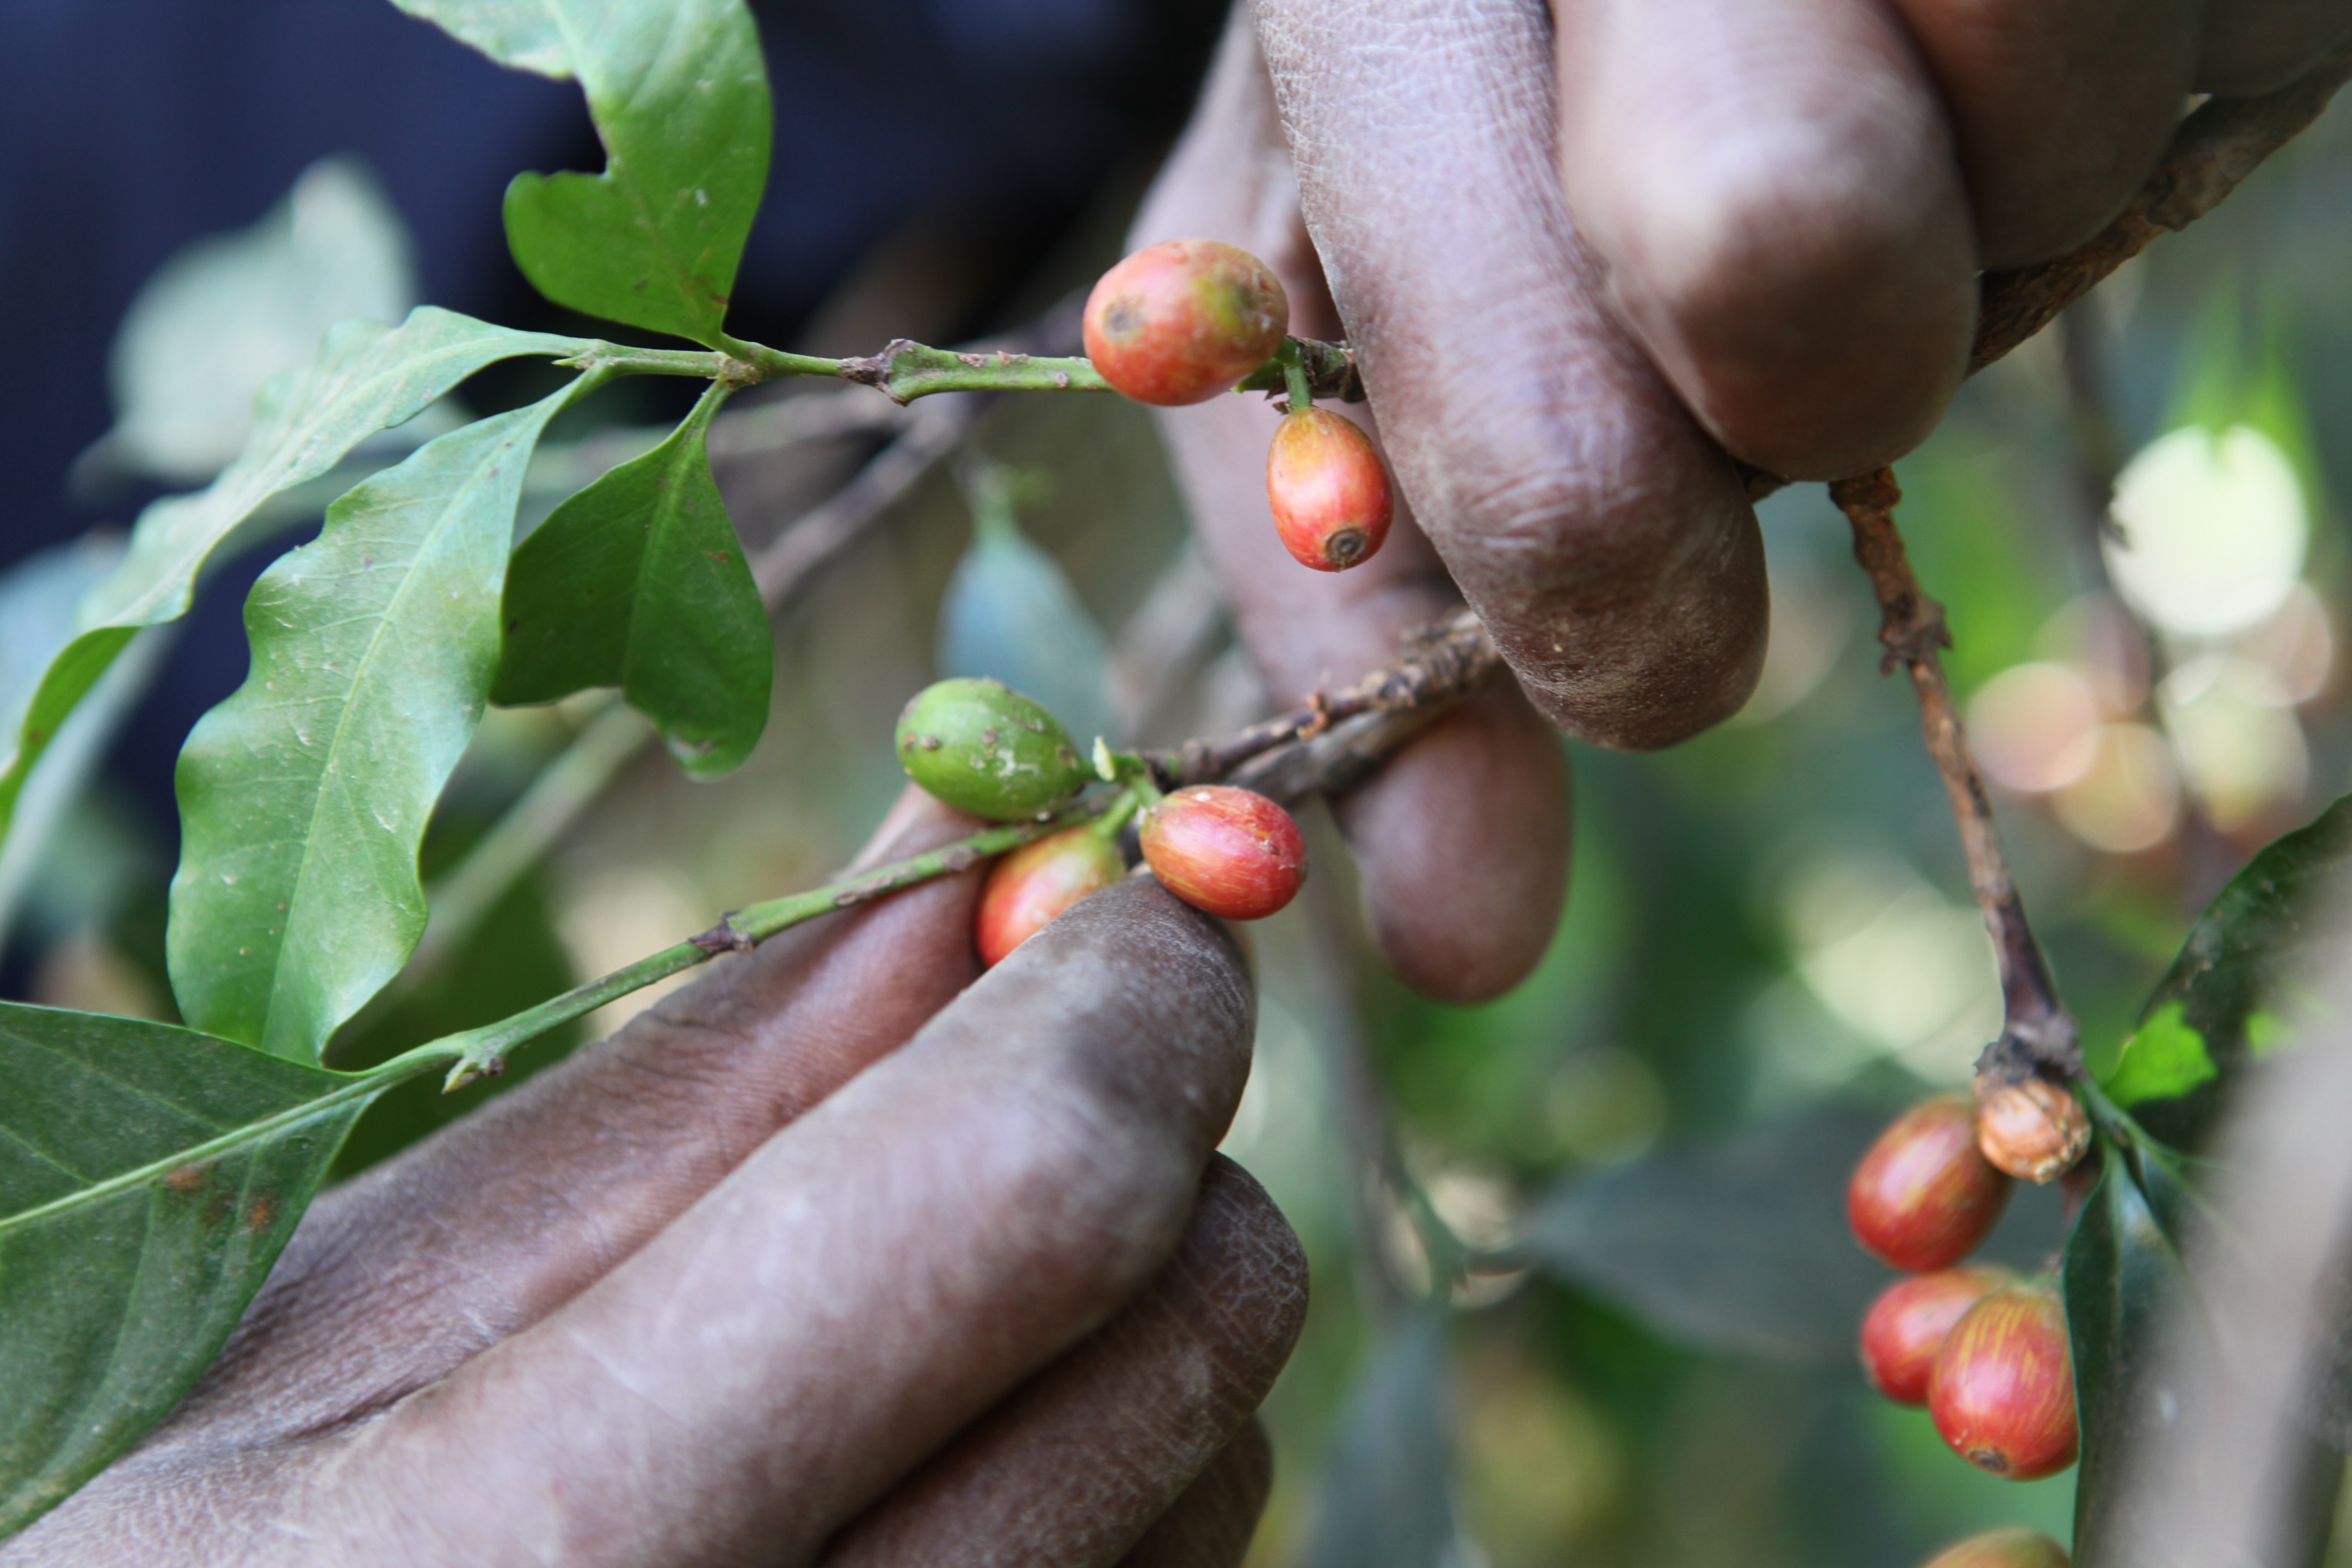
xmin=2 ymin=4 xmax=2350 ymax=1563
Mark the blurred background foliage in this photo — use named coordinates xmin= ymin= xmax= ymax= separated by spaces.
xmin=4 ymin=50 xmax=2352 ymax=1568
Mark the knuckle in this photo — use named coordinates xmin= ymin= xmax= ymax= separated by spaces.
xmin=1617 ymin=111 xmax=1950 ymax=329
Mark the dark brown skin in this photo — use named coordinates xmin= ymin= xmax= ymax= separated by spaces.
xmin=1138 ymin=0 xmax=2350 ymax=1003
xmin=5 ymin=795 xmax=1304 ymax=1568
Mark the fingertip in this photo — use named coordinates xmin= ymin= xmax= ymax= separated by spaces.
xmin=1334 ymin=682 xmax=1570 ymax=1004
xmin=1556 ymin=0 xmax=1978 ymax=479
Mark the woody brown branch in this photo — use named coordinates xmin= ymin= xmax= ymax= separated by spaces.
xmin=1831 ymin=471 xmax=2082 ymax=1080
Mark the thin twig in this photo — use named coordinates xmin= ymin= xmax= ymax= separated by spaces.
xmin=1148 ymin=606 xmax=1497 ymax=788
xmin=1831 ymin=471 xmax=2082 ymax=1080
xmin=750 ymin=394 xmax=978 ymax=602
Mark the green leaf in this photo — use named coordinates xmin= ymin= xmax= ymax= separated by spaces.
xmin=98 ymin=157 xmax=419 ymax=487
xmin=492 ymin=384 xmax=769 ymax=776
xmin=2065 ymin=1158 xmax=2189 ymax=1566
xmin=937 ymin=466 xmax=1114 ymax=747
xmin=397 ymin=0 xmax=771 ymax=347
xmin=2106 ymin=795 xmax=2352 ymax=1148
xmin=2100 ymin=1003 xmax=2218 ymax=1108
xmin=1295 ymin=1310 xmax=1458 ymax=1568
xmin=2062 ymin=1153 xmax=2339 ymax=1564
xmin=166 ymin=384 xmax=581 ymax=1065
xmin=0 ymin=307 xmax=591 ymax=863
xmin=0 ymin=1003 xmax=401 ymax=1536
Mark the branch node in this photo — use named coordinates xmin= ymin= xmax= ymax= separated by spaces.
xmin=689 ymin=916 xmax=756 ymax=955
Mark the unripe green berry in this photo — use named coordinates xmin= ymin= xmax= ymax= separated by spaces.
xmin=894 ymin=678 xmax=1088 ymax=820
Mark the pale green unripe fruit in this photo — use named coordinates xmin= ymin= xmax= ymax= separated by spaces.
xmin=894 ymin=678 xmax=1088 ymax=820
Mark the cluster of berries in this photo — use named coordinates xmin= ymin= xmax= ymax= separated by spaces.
xmin=1083 ymin=239 xmax=1395 ymax=574
xmin=893 ymin=677 xmax=1306 ymax=963
xmin=1849 ymin=1096 xmax=2079 ymax=1484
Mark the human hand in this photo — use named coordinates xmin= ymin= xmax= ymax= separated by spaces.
xmin=4 ymin=794 xmax=1305 ymax=1568
xmin=1137 ymin=0 xmax=2348 ymax=1002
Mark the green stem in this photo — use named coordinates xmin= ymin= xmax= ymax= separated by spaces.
xmin=384 ymin=807 xmax=1094 ymax=1092
xmin=1280 ymin=340 xmax=1314 ymax=412
xmin=554 ymin=335 xmax=1110 ymax=401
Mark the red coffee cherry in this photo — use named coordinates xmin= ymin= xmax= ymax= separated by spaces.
xmin=1267 ymin=407 xmax=1393 ymax=571
xmin=1975 ymin=1076 xmax=2092 ymax=1184
xmin=1083 ymin=240 xmax=1288 ymax=407
xmin=974 ymin=826 xmax=1126 ymax=967
xmin=1139 ymin=786 xmax=1306 ymax=921
xmin=1929 ymin=1282 xmax=2079 ymax=1480
xmin=1861 ymin=1265 xmax=2015 ymax=1406
xmin=1919 ymin=1529 xmax=2069 ymax=1568
xmin=1848 ymin=1097 xmax=2012 ymax=1271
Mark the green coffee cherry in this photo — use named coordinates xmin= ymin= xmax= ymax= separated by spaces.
xmin=894 ymin=678 xmax=1089 ymax=820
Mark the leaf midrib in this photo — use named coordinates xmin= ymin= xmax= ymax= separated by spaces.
xmin=0 ymin=1064 xmax=413 ymax=1240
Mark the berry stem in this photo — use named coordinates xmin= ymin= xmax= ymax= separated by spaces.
xmin=1831 ymin=471 xmax=2082 ymax=1085
xmin=415 ymin=808 xmax=1098 ymax=1092
xmin=1278 ymin=339 xmax=1315 ymax=412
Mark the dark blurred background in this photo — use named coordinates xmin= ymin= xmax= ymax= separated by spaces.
xmin=5 ymin=7 xmax=2352 ymax=1565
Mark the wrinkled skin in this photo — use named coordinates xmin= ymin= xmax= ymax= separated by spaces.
xmin=5 ymin=796 xmax=1305 ymax=1568
xmin=27 ymin=4 xmax=2352 ymax=1560
xmin=1146 ymin=0 xmax=2351 ymax=1003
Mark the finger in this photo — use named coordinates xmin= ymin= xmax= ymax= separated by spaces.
xmin=1254 ymin=0 xmax=1770 ymax=750
xmin=1111 ymin=1424 xmax=1275 ymax=1568
xmin=1553 ymin=0 xmax=1978 ymax=479
xmin=822 ymin=1158 xmax=1305 ymax=1567
xmin=2199 ymin=3 xmax=2352 ymax=93
xmin=185 ymin=787 xmax=989 ymax=1434
xmin=1890 ymin=0 xmax=2205 ymax=267
xmin=1135 ymin=12 xmax=1569 ymax=1002
xmin=333 ymin=880 xmax=1255 ymax=1567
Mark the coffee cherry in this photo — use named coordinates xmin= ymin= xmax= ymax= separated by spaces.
xmin=1976 ymin=1076 xmax=2092 ymax=1184
xmin=1140 ymin=786 xmax=1306 ymax=920
xmin=1268 ymin=407 xmax=1393 ymax=571
xmin=1919 ymin=1529 xmax=2069 ymax=1568
xmin=1929 ymin=1282 xmax=2079 ymax=1480
xmin=974 ymin=826 xmax=1125 ymax=967
xmin=1861 ymin=1265 xmax=2014 ymax=1406
xmin=1083 ymin=240 xmax=1288 ymax=407
xmin=894 ymin=678 xmax=1089 ymax=821
xmin=1848 ymin=1097 xmax=2012 ymax=1271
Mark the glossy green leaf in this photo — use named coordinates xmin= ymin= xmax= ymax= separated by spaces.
xmin=0 ymin=308 xmax=590 ymax=863
xmin=0 ymin=1003 xmax=400 ymax=1536
xmin=937 ymin=467 xmax=1114 ymax=747
xmin=98 ymin=157 xmax=419 ymax=487
xmin=1295 ymin=1310 xmax=1457 ymax=1568
xmin=492 ymin=384 xmax=769 ymax=776
xmin=397 ymin=0 xmax=771 ymax=347
xmin=2106 ymin=794 xmax=2352 ymax=1148
xmin=168 ymin=384 xmax=581 ymax=1064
